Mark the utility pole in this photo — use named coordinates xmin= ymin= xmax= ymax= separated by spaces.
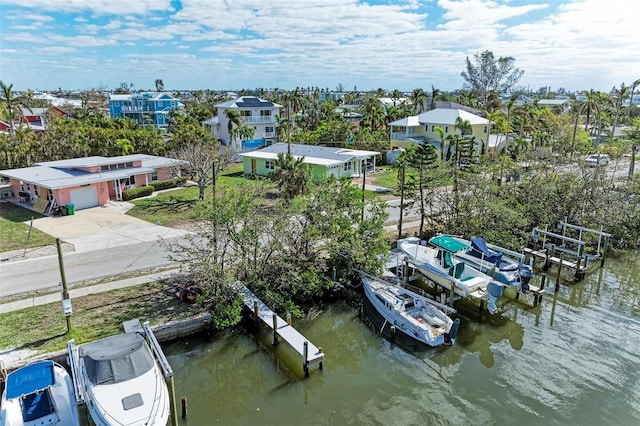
xmin=398 ymin=164 xmax=405 ymax=240
xmin=361 ymin=161 xmax=366 ymax=222
xmin=56 ymin=238 xmax=72 ymax=332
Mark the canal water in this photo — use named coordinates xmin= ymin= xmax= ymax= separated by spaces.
xmin=163 ymin=251 xmax=640 ymax=425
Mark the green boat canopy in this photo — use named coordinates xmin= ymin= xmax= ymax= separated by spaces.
xmin=429 ymin=235 xmax=469 ymax=253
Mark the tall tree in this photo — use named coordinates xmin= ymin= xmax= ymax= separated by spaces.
xmin=176 ymin=140 xmax=233 ymax=200
xmin=461 ymin=50 xmax=524 ymax=111
xmin=0 ymin=81 xmax=33 ymax=141
xmin=410 ymin=88 xmax=428 ymax=113
xmin=224 ymin=109 xmax=242 ymax=149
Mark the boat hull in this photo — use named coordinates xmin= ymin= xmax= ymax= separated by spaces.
xmin=0 ymin=361 xmax=80 ymax=426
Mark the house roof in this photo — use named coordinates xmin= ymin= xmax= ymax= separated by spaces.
xmin=417 ymin=108 xmax=489 ymax=125
xmin=216 ymin=96 xmax=282 ymax=109
xmin=1 ymin=154 xmax=186 ymax=190
xmin=239 ymin=143 xmax=379 ymax=167
xmin=388 ymin=116 xmax=422 ymax=127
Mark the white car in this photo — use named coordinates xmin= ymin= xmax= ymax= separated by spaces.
xmin=585 ymin=154 xmax=610 ymax=166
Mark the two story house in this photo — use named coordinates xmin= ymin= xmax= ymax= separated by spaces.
xmin=389 ymin=108 xmax=490 ymax=155
xmin=109 ymin=92 xmax=183 ymax=131
xmin=212 ymin=96 xmax=283 ymax=150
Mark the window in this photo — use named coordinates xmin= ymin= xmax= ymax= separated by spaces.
xmin=265 ymin=160 xmax=275 ymax=170
xmin=240 ymin=110 xmax=251 ymax=117
xmin=483 ymin=126 xmax=487 ymax=133
xmin=124 ymin=175 xmax=136 ymax=186
xmin=260 ymin=110 xmax=271 ymax=118
xmin=343 ymin=162 xmax=352 ymax=172
xmin=34 ymin=186 xmax=39 ymax=196
xmin=151 ymin=171 xmax=158 ymax=181
xmin=431 ymin=125 xmax=435 ymax=132
xmin=125 ymin=162 xmax=133 ymax=167
xmin=445 ymin=126 xmax=449 ymax=133
xmin=101 ymin=165 xmax=109 ymax=172
xmin=265 ymin=126 xmax=274 ymax=133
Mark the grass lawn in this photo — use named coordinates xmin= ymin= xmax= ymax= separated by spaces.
xmin=371 ymin=165 xmax=399 ymax=189
xmin=127 ymin=163 xmax=276 ymax=226
xmin=0 ymin=279 xmax=202 ymax=354
xmin=0 ymin=202 xmax=56 ymax=252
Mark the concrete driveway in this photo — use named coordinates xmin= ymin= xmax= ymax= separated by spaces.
xmin=28 ymin=201 xmax=190 ymax=252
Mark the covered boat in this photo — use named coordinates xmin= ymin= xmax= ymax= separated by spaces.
xmin=77 ymin=332 xmax=170 ymax=426
xmin=0 ymin=360 xmax=80 ymax=426
xmin=360 ymin=271 xmax=459 ymax=347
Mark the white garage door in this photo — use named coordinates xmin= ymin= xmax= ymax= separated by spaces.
xmin=69 ymin=187 xmax=99 ymax=210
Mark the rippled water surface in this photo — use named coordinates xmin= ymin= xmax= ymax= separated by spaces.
xmin=163 ymin=251 xmax=640 ymax=425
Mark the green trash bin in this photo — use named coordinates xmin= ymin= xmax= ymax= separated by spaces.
xmin=66 ymin=203 xmax=75 ymax=215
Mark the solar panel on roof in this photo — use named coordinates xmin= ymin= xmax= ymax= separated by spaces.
xmin=236 ymin=97 xmax=273 ymax=108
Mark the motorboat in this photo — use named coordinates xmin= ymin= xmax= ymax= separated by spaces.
xmin=437 ymin=235 xmax=533 ymax=292
xmin=360 ymin=271 xmax=459 ymax=347
xmin=74 ymin=332 xmax=170 ymax=426
xmin=0 ymin=360 xmax=80 ymax=426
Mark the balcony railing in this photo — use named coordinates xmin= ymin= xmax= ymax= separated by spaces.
xmin=241 ymin=116 xmax=276 ymax=124
xmin=121 ymin=107 xmax=155 ymax=113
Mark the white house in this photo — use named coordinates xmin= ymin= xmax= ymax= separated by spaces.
xmin=212 ymin=96 xmax=283 ymax=150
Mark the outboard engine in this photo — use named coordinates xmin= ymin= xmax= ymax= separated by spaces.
xmin=518 ymin=263 xmax=533 ymax=293
xmin=443 ymin=318 xmax=460 ymax=345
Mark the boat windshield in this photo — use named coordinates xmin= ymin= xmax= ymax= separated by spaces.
xmin=5 ymin=361 xmax=55 ymax=399
xmin=80 ymin=332 xmax=155 ymax=385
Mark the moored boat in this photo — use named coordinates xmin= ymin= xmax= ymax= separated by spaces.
xmin=0 ymin=360 xmax=80 ymax=426
xmin=74 ymin=332 xmax=170 ymax=426
xmin=445 ymin=235 xmax=533 ymax=292
xmin=360 ymin=271 xmax=459 ymax=347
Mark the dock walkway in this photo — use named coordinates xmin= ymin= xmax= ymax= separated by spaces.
xmin=235 ymin=283 xmax=324 ymax=376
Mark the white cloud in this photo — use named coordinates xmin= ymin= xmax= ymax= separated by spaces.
xmin=0 ymin=0 xmax=174 ymax=15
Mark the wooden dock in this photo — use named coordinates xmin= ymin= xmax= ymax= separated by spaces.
xmin=235 ymin=283 xmax=324 ymax=377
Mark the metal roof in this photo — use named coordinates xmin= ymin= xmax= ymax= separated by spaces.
xmin=216 ymin=96 xmax=282 ymax=109
xmin=239 ymin=143 xmax=379 ymax=167
xmin=417 ymin=108 xmax=489 ymax=125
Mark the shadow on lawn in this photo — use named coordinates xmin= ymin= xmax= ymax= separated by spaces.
xmin=142 ymin=197 xmax=198 ymax=213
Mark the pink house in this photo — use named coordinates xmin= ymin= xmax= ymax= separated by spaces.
xmin=0 ymin=154 xmax=186 ymax=212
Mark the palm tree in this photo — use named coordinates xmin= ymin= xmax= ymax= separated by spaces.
xmin=410 ymin=88 xmax=428 ymax=113
xmin=430 ymin=85 xmax=441 ymax=110
xmin=271 ymin=152 xmax=309 ymax=200
xmin=116 ymin=138 xmax=135 ymax=155
xmin=224 ymin=109 xmax=242 ymax=149
xmin=0 ymin=81 xmax=33 ymax=141
xmin=610 ymin=83 xmax=629 ymax=140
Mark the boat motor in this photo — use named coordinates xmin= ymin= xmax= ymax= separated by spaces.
xmin=518 ymin=263 xmax=533 ymax=293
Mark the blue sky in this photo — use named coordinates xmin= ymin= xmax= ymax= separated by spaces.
xmin=0 ymin=0 xmax=637 ymax=93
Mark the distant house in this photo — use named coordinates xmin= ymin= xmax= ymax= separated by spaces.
xmin=0 ymin=154 xmax=185 ymax=212
xmin=389 ymin=108 xmax=490 ymax=154
xmin=108 ymin=92 xmax=183 ymax=131
xmin=20 ymin=106 xmax=69 ymax=131
xmin=238 ymin=143 xmax=379 ymax=181
xmin=212 ymin=96 xmax=283 ymax=151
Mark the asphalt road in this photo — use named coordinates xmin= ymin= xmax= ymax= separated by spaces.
xmin=0 ymin=238 xmax=179 ymax=298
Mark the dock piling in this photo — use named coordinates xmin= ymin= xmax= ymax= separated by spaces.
xmin=555 ymin=253 xmax=564 ymax=293
xmin=303 ymin=341 xmax=309 ymax=378
xmin=181 ymin=396 xmax=188 ymax=418
xmin=272 ymin=313 xmax=279 ymax=346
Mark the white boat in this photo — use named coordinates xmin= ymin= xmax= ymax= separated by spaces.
xmin=76 ymin=332 xmax=170 ymax=426
xmin=444 ymin=235 xmax=533 ymax=292
xmin=360 ymin=271 xmax=460 ymax=347
xmin=0 ymin=360 xmax=80 ymax=426
xmin=396 ymin=236 xmax=493 ymax=298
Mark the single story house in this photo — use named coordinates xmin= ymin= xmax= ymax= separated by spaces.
xmin=239 ymin=143 xmax=379 ymax=181
xmin=0 ymin=154 xmax=186 ymax=213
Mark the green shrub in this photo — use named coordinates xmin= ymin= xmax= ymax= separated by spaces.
xmin=149 ymin=177 xmax=187 ymax=191
xmin=122 ymin=185 xmax=154 ymax=201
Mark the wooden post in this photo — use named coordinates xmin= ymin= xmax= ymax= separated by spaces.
xmin=23 ymin=216 xmax=34 ymax=257
xmin=253 ymin=300 xmax=258 ymax=319
xmin=181 ymin=396 xmax=188 ymax=418
xmin=554 ymin=253 xmax=563 ymax=293
xmin=449 ymin=282 xmax=456 ymax=308
xmin=286 ymin=312 xmax=292 ymax=325
xmin=303 ymin=341 xmax=309 ymax=378
xmin=166 ymin=375 xmax=179 ymax=426
xmin=56 ymin=238 xmax=71 ymax=333
xmin=272 ymin=313 xmax=279 ymax=346
xmin=535 ymin=276 xmax=546 ymax=306
xmin=574 ymin=256 xmax=582 ymax=281
xmin=600 ymin=238 xmax=608 ymax=267
xmin=318 ymin=347 xmax=323 ymax=371
xmin=543 ymin=248 xmax=550 ymax=271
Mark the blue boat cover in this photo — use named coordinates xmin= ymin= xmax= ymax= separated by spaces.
xmin=469 ymin=237 xmax=503 ymax=265
xmin=5 ymin=361 xmax=55 ymax=399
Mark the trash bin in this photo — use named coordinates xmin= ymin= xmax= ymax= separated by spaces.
xmin=66 ymin=203 xmax=75 ymax=215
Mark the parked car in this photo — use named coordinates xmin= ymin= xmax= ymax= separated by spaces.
xmin=585 ymin=154 xmax=610 ymax=166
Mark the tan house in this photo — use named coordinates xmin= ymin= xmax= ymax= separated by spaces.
xmin=0 ymin=154 xmax=185 ymax=213
xmin=389 ymin=108 xmax=490 ymax=154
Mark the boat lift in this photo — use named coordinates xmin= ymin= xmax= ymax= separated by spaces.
xmin=525 ymin=219 xmax=612 ymax=280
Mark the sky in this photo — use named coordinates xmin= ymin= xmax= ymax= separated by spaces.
xmin=0 ymin=0 xmax=638 ymax=94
